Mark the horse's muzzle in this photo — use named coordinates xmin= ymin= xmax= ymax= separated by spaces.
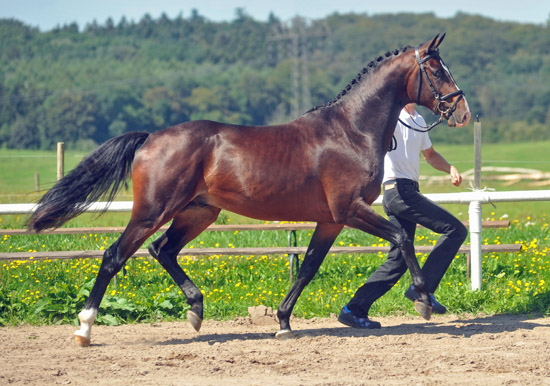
xmin=448 ymin=110 xmax=470 ymax=128
xmin=446 ymin=97 xmax=471 ymax=128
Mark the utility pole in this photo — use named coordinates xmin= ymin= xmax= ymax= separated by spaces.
xmin=268 ymin=17 xmax=331 ymax=117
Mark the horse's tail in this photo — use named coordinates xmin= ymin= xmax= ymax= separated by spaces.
xmin=28 ymin=131 xmax=150 ymax=232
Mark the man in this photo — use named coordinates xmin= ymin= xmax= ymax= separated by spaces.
xmin=338 ymin=103 xmax=468 ymax=329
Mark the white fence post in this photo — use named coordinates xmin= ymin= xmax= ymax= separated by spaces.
xmin=468 ymin=200 xmax=483 ymax=290
xmin=57 ymin=142 xmax=64 ymax=181
xmin=470 ymin=117 xmax=483 ymax=290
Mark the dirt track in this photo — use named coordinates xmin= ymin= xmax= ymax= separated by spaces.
xmin=1 ymin=313 xmax=549 ymax=385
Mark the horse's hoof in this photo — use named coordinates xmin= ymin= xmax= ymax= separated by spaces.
xmin=414 ymin=300 xmax=432 ymax=321
xmin=275 ymin=329 xmax=295 ymax=340
xmin=187 ymin=310 xmax=202 ymax=332
xmin=74 ymin=333 xmax=91 ymax=347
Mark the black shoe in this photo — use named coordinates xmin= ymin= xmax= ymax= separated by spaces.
xmin=404 ymin=285 xmax=447 ymax=314
xmin=338 ymin=306 xmax=381 ymax=329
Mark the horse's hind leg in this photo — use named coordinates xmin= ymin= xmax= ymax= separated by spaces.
xmin=74 ymin=217 xmax=166 ymax=347
xmin=148 ymin=203 xmax=221 ymax=332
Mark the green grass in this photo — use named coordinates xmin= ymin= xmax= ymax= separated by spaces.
xmin=1 ymin=215 xmax=549 ymax=326
xmin=0 ymin=141 xmax=549 ymax=326
xmin=0 ymin=149 xmax=83 ymax=203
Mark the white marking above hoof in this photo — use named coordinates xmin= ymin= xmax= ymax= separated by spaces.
xmin=187 ymin=310 xmax=202 ymax=332
xmin=275 ymin=329 xmax=295 ymax=340
xmin=74 ymin=308 xmax=97 ymax=347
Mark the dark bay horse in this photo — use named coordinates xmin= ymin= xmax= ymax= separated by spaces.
xmin=29 ymin=34 xmax=470 ymax=346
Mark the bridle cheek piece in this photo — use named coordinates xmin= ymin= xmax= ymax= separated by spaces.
xmin=406 ymin=46 xmax=465 ymax=133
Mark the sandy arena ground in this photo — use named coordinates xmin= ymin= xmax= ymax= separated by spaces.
xmin=1 ymin=313 xmax=549 ymax=385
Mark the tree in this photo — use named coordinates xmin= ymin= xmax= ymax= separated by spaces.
xmin=8 ymin=115 xmax=40 ymax=149
xmin=142 ymin=86 xmax=186 ymax=128
xmin=42 ymin=92 xmax=99 ymax=148
xmin=1 ymin=13 xmax=549 ymax=148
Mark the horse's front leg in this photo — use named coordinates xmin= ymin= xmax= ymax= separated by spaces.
xmin=276 ymin=222 xmax=343 ymax=339
xmin=346 ymin=202 xmax=432 ymax=319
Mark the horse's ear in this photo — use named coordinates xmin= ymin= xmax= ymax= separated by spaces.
xmin=436 ymin=32 xmax=446 ymax=48
xmin=428 ymin=34 xmax=440 ymax=52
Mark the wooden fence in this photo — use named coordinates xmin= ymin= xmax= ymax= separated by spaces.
xmin=0 ymin=220 xmax=522 ymax=283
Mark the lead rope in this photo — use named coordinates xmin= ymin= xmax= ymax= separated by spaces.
xmin=388 ymin=135 xmax=397 ymax=152
xmin=389 ymin=113 xmax=433 ymax=152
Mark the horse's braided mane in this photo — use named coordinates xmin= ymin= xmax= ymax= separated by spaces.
xmin=306 ymin=45 xmax=412 ymax=113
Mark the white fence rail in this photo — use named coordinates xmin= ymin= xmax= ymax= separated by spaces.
xmin=4 ymin=190 xmax=550 ymax=214
xmin=1 ymin=189 xmax=549 ymax=290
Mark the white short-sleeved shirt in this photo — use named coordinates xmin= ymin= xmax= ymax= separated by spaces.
xmin=383 ymin=109 xmax=432 ymax=183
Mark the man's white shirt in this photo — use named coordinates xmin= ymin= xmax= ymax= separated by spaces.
xmin=383 ymin=109 xmax=432 ymax=183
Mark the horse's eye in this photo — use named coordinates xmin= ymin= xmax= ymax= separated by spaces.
xmin=432 ymin=70 xmax=442 ymax=78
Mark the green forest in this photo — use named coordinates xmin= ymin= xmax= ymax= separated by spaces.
xmin=0 ymin=9 xmax=549 ymax=150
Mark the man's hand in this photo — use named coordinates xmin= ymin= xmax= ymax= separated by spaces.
xmin=450 ymin=166 xmax=462 ymax=187
xmin=422 ymin=147 xmax=463 ymax=187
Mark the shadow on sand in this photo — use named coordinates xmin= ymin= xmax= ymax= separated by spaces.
xmin=154 ymin=313 xmax=548 ymax=346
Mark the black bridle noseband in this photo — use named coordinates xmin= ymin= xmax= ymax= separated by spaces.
xmin=399 ymin=46 xmax=465 ymax=133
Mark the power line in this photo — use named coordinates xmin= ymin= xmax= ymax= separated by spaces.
xmin=267 ymin=17 xmax=331 ymax=117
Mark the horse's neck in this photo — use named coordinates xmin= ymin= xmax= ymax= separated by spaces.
xmin=337 ymin=63 xmax=407 ymax=151
xmin=352 ymin=64 xmax=406 ymax=127
xmin=298 ymin=55 xmax=411 ymax=146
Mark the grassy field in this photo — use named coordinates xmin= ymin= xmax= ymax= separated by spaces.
xmin=1 ymin=140 xmax=549 ymax=326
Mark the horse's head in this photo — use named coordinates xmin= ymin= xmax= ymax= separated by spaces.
xmin=407 ymin=34 xmax=470 ymax=128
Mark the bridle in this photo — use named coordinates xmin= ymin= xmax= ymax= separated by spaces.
xmin=399 ymin=46 xmax=465 ymax=133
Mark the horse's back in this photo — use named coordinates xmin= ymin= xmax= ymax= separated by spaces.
xmin=129 ymin=119 xmax=337 ymax=221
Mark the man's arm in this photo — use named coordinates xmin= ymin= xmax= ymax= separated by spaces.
xmin=421 ymin=146 xmax=462 ymax=187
